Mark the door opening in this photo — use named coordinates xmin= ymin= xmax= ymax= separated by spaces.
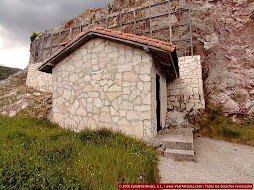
xmin=156 ymin=74 xmax=162 ymax=132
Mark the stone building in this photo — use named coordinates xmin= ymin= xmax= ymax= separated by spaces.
xmin=38 ymin=27 xmax=205 ymax=140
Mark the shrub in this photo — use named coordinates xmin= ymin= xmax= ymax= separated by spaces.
xmin=29 ymin=32 xmax=40 ymax=41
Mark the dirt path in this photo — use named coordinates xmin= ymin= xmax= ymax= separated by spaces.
xmin=159 ymin=137 xmax=254 ymax=183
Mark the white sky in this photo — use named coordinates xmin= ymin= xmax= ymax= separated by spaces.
xmin=0 ymin=26 xmax=30 ymax=69
xmin=0 ymin=0 xmax=109 ymax=69
xmin=0 ymin=47 xmax=30 ymax=69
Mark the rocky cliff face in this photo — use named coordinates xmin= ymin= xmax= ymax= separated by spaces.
xmin=31 ymin=0 xmax=254 ymax=116
xmin=110 ymin=0 xmax=254 ymax=116
xmin=191 ymin=0 xmax=254 ymax=116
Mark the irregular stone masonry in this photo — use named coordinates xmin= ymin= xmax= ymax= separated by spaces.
xmin=26 ymin=28 xmax=205 ymax=139
xmin=26 ymin=61 xmax=53 ymax=93
xmin=52 ymin=38 xmax=160 ymax=139
xmin=26 ymin=51 xmax=205 ymax=132
xmin=167 ymin=55 xmax=205 ymax=111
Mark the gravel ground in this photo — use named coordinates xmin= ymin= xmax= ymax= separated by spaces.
xmin=159 ymin=137 xmax=254 ymax=183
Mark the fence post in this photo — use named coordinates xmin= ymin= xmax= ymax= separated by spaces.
xmin=80 ymin=25 xmax=83 ymax=32
xmin=133 ymin=10 xmax=136 ymax=35
xmin=49 ymin=34 xmax=53 ymax=56
xmin=168 ymin=0 xmax=172 ymax=43
xmin=149 ymin=5 xmax=152 ymax=38
xmin=69 ymin=28 xmax=72 ymax=40
xmin=58 ymin=31 xmax=61 ymax=49
xmin=33 ymin=39 xmax=37 ymax=63
xmin=41 ymin=36 xmax=44 ymax=62
xmin=120 ymin=13 xmax=123 ymax=31
xmin=106 ymin=17 xmax=109 ymax=28
xmin=188 ymin=0 xmax=193 ymax=56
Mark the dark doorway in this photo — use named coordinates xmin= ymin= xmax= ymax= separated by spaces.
xmin=156 ymin=74 xmax=162 ymax=132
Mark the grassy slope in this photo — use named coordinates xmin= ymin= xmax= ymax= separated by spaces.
xmin=0 ymin=116 xmax=158 ymax=189
xmin=0 ymin=66 xmax=21 ymax=81
xmin=190 ymin=105 xmax=254 ymax=146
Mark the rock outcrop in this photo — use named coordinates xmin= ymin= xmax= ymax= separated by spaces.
xmin=108 ymin=0 xmax=254 ymax=116
xmin=191 ymin=0 xmax=254 ymax=116
xmin=0 ymin=71 xmax=52 ymax=118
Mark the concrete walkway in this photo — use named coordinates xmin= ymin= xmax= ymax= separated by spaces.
xmin=159 ymin=137 xmax=254 ymax=183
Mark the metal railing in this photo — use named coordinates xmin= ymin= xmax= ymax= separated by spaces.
xmin=33 ymin=0 xmax=193 ymax=63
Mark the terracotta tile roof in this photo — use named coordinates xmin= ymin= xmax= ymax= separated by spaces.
xmin=60 ymin=27 xmax=175 ymax=52
xmin=40 ymin=27 xmax=176 ymax=73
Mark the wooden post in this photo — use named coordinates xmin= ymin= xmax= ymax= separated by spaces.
xmin=149 ymin=5 xmax=152 ymax=38
xmin=188 ymin=0 xmax=193 ymax=56
xmin=133 ymin=10 xmax=136 ymax=35
xmin=49 ymin=34 xmax=53 ymax=56
xmin=41 ymin=36 xmax=44 ymax=62
xmin=57 ymin=31 xmax=61 ymax=49
xmin=106 ymin=17 xmax=109 ymax=28
xmin=33 ymin=39 xmax=37 ymax=63
xmin=168 ymin=0 xmax=172 ymax=43
xmin=69 ymin=28 xmax=72 ymax=40
xmin=120 ymin=13 xmax=123 ymax=31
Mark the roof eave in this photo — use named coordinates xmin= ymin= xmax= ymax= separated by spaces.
xmin=39 ymin=32 xmax=94 ymax=73
xmin=39 ymin=31 xmax=175 ymax=73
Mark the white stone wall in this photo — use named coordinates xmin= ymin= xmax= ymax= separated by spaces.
xmin=26 ymin=61 xmax=53 ymax=93
xmin=52 ymin=38 xmax=158 ymax=139
xmin=167 ymin=55 xmax=205 ymax=111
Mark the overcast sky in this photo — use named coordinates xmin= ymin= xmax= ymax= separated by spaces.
xmin=0 ymin=0 xmax=110 ymax=69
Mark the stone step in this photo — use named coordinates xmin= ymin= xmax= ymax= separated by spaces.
xmin=164 ymin=140 xmax=193 ymax=150
xmin=164 ymin=148 xmax=195 ymax=161
xmin=161 ymin=128 xmax=194 ymax=150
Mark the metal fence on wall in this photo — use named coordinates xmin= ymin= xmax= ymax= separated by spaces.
xmin=33 ymin=0 xmax=193 ymax=63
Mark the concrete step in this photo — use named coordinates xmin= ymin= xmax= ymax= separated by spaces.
xmin=164 ymin=148 xmax=195 ymax=161
xmin=161 ymin=128 xmax=194 ymax=150
xmin=164 ymin=140 xmax=193 ymax=150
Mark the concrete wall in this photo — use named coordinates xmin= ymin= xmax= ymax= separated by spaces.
xmin=51 ymin=38 xmax=162 ymax=139
xmin=167 ymin=55 xmax=205 ymax=111
xmin=26 ymin=60 xmax=53 ymax=93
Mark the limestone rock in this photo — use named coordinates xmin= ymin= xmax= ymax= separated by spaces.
xmin=9 ymin=110 xmax=17 ymax=117
xmin=224 ymin=98 xmax=240 ymax=113
xmin=248 ymin=106 xmax=254 ymax=116
xmin=21 ymin=102 xmax=29 ymax=110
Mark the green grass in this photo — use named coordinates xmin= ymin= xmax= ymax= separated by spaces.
xmin=0 ymin=66 xmax=21 ymax=81
xmin=191 ymin=106 xmax=254 ymax=146
xmin=0 ymin=116 xmax=158 ymax=189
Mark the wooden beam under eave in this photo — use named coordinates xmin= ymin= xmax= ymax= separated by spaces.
xmin=169 ymin=53 xmax=178 ymax=78
xmin=47 ymin=63 xmax=55 ymax=67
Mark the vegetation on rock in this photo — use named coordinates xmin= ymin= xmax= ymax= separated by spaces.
xmin=190 ymin=103 xmax=254 ymax=146
xmin=29 ymin=32 xmax=40 ymax=42
xmin=0 ymin=116 xmax=158 ymax=189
